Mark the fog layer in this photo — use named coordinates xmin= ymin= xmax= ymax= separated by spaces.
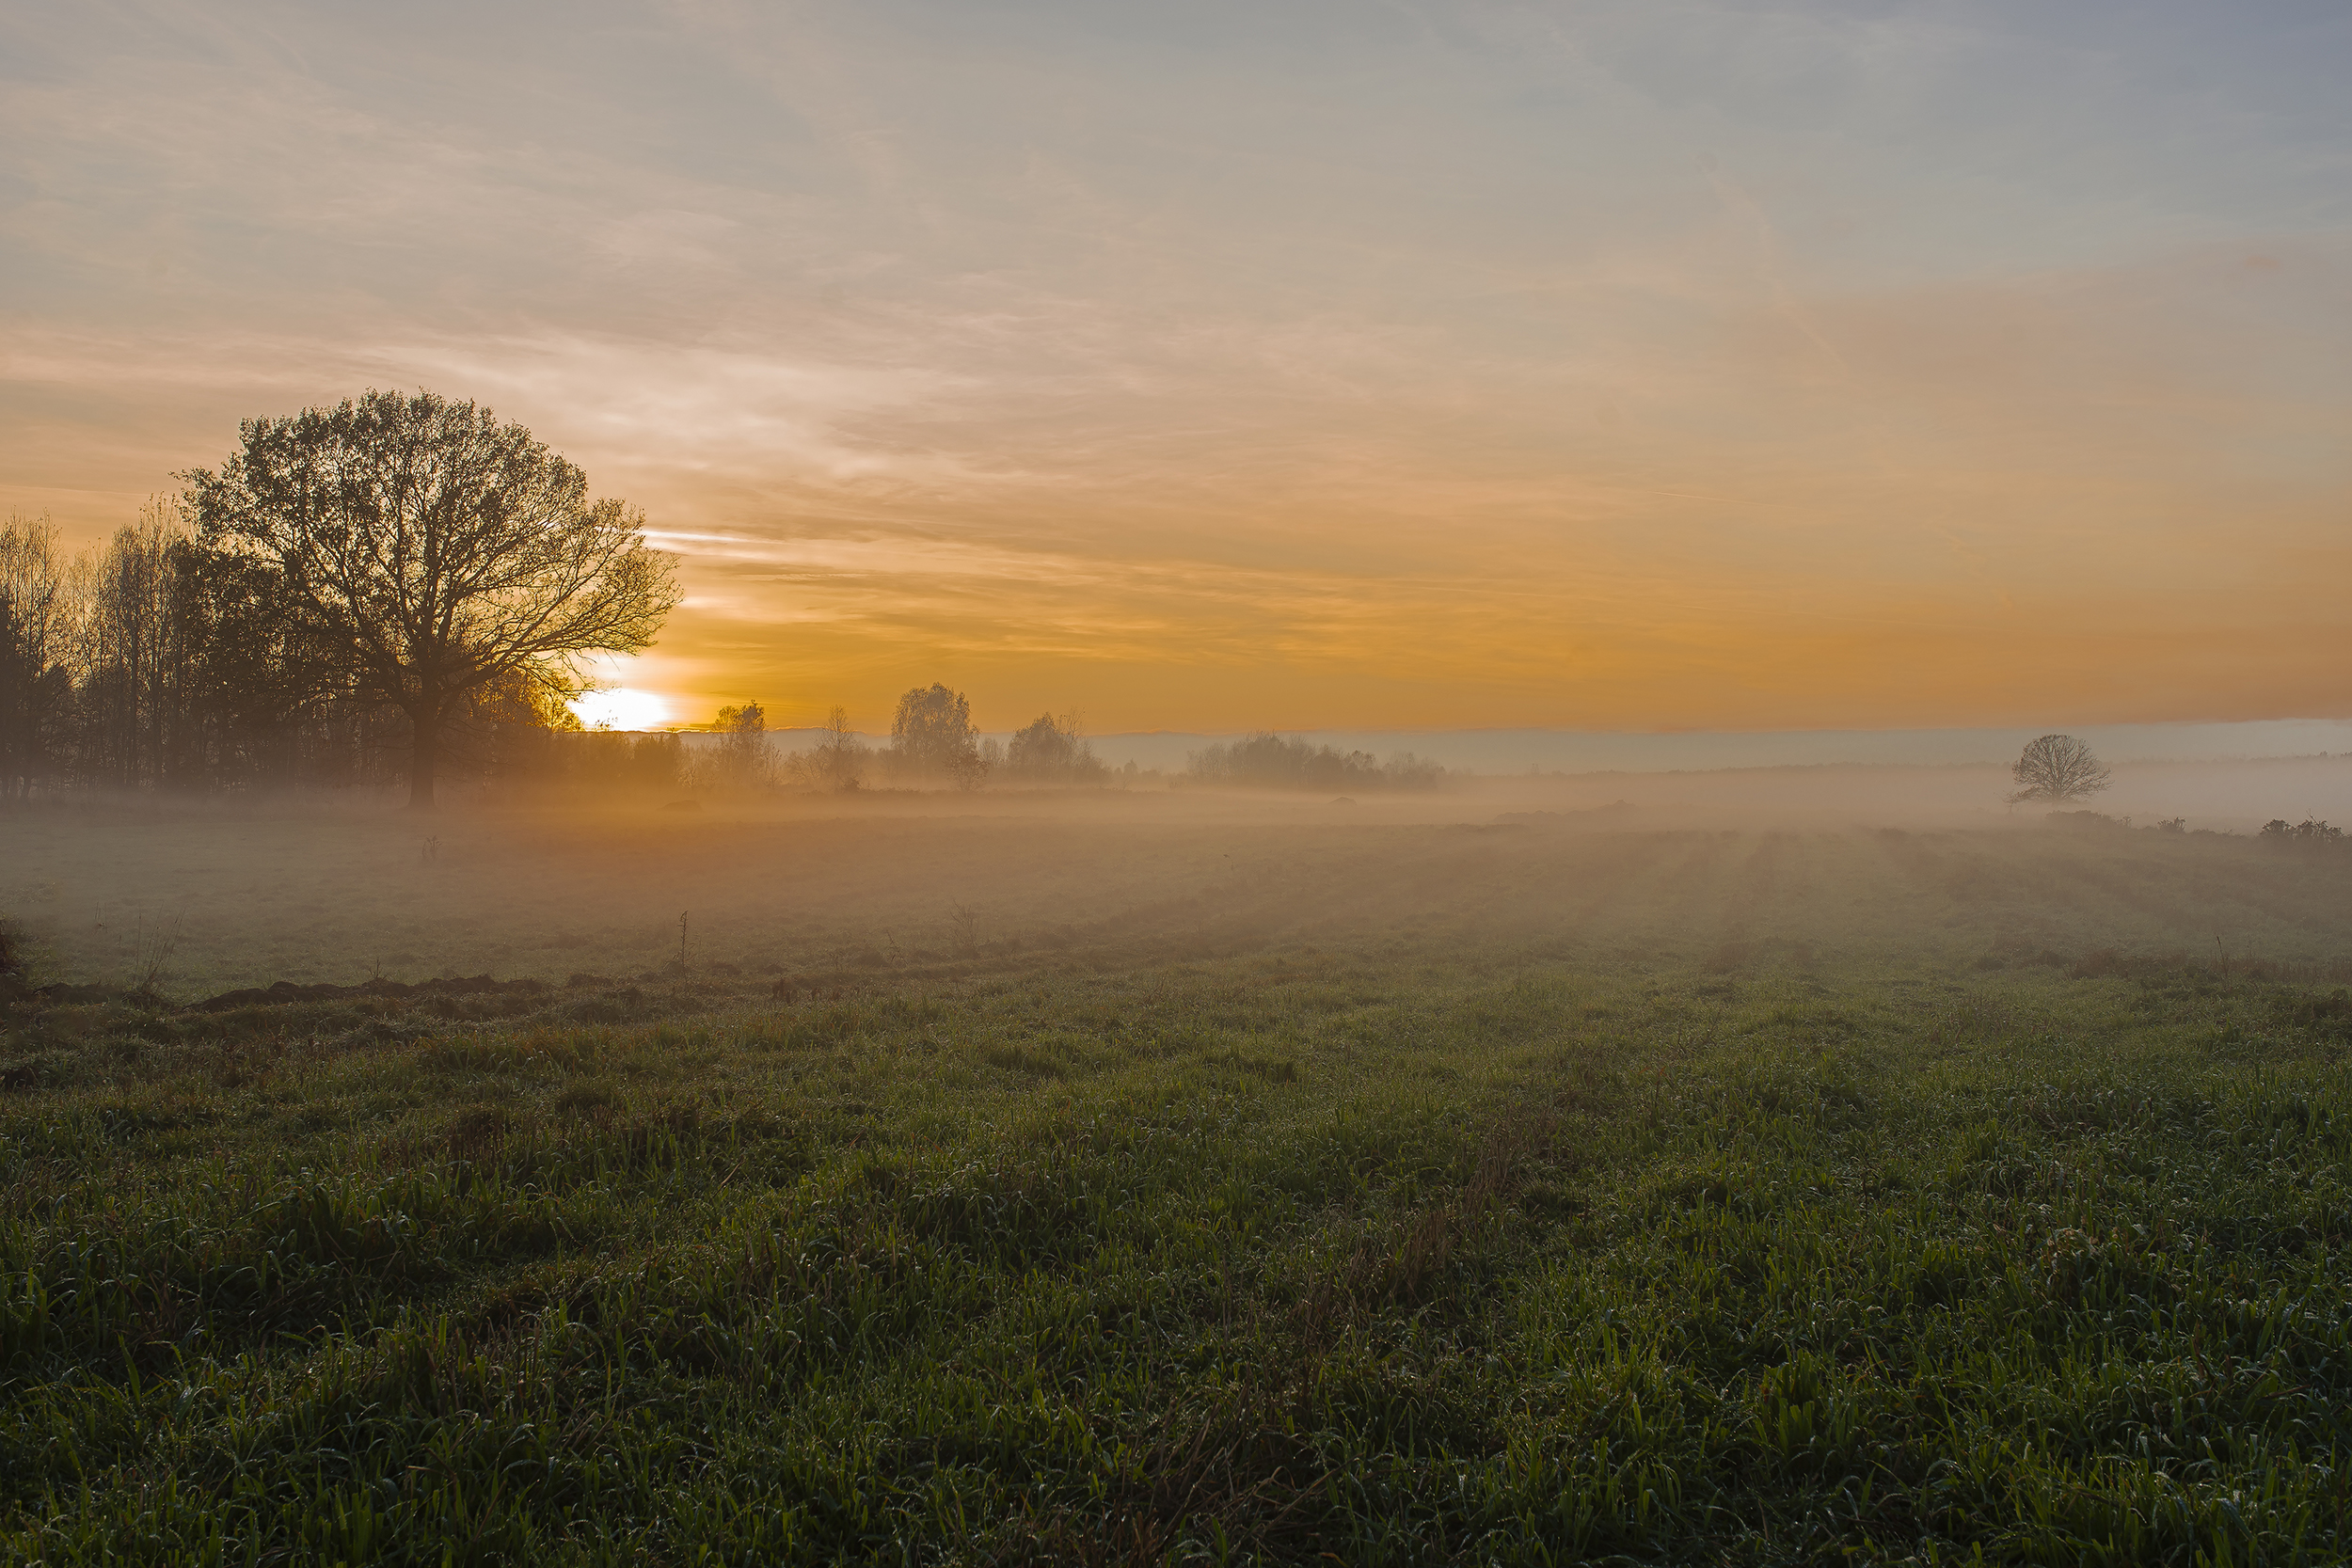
xmin=8 ymin=759 xmax=2351 ymax=996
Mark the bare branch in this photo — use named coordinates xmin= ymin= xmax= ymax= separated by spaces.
xmin=2009 ymin=734 xmax=2110 ymax=803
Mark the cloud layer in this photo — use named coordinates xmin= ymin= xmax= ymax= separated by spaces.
xmin=7 ymin=0 xmax=2349 ymax=730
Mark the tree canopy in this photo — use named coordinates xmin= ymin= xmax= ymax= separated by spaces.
xmin=1185 ymin=733 xmax=1444 ymax=792
xmin=1003 ymin=712 xmax=1105 ymax=784
xmin=184 ymin=390 xmax=677 ymax=807
xmin=891 ymin=683 xmax=984 ymax=787
xmin=2009 ymin=734 xmax=2110 ymax=803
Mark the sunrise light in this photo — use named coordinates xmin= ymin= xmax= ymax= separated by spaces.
xmin=567 ymin=688 xmax=671 ymax=732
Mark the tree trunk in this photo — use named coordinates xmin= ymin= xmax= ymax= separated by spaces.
xmin=407 ymin=704 xmax=440 ymax=810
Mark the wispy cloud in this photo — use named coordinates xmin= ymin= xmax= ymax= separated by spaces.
xmin=6 ymin=0 xmax=2350 ymax=730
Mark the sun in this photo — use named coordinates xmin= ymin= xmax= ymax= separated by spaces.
xmin=568 ymin=688 xmax=672 ymax=731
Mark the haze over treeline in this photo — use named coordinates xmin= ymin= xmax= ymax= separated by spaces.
xmin=16 ymin=493 xmax=2352 ymax=816
xmin=0 ymin=506 xmax=427 ymax=797
xmin=1 ymin=508 xmax=1458 ymax=799
xmin=0 ymin=497 xmax=679 ymax=800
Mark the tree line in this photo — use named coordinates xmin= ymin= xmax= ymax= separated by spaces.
xmin=2 ymin=390 xmax=677 ymax=807
xmin=0 ymin=510 xmax=1104 ymax=802
xmin=0 ymin=513 xmax=1442 ymax=803
xmin=1184 ymin=733 xmax=1443 ymax=792
xmin=7 ymin=388 xmax=1453 ymax=806
xmin=1 ymin=504 xmax=412 ymax=799
xmin=675 ymin=692 xmax=1121 ymax=794
xmin=676 ymin=701 xmax=1449 ymax=796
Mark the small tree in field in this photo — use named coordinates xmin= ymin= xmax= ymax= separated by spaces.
xmin=891 ymin=683 xmax=985 ymax=788
xmin=712 ymin=701 xmax=770 ymax=789
xmin=184 ymin=390 xmax=679 ymax=809
xmin=809 ymin=705 xmax=866 ymax=791
xmin=1005 ymin=711 xmax=1106 ymax=784
xmin=2009 ymin=734 xmax=2110 ymax=803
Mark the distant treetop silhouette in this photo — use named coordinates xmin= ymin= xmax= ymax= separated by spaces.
xmin=2009 ymin=734 xmax=2110 ymax=803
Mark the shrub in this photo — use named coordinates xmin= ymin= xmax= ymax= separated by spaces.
xmin=1004 ymin=714 xmax=1108 ymax=785
xmin=2262 ymin=818 xmax=2342 ymax=844
xmin=1184 ymin=734 xmax=1445 ymax=792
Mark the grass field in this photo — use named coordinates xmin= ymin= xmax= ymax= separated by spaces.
xmin=7 ymin=804 xmax=2352 ymax=1562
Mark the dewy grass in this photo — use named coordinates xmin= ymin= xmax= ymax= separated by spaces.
xmin=6 ymin=827 xmax=2352 ymax=1562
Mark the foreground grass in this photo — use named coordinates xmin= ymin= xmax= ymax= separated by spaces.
xmin=6 ymin=941 xmax=2352 ymax=1562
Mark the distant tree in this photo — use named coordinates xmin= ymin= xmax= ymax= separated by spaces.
xmin=891 ymin=683 xmax=985 ymax=788
xmin=1382 ymin=752 xmax=1445 ymax=789
xmin=1005 ymin=711 xmax=1106 ymax=784
xmin=183 ymin=389 xmax=679 ymax=808
xmin=2008 ymin=734 xmax=2110 ymax=803
xmin=712 ymin=701 xmax=770 ymax=788
xmin=76 ymin=509 xmax=180 ymax=788
xmin=811 ymin=705 xmax=866 ymax=791
xmin=571 ymin=729 xmax=681 ymax=794
xmin=1185 ymin=733 xmax=1444 ymax=792
xmin=1007 ymin=712 xmax=1076 ymax=773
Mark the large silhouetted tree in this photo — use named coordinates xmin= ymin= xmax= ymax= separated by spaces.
xmin=184 ymin=390 xmax=678 ymax=808
xmin=2009 ymin=734 xmax=2110 ymax=803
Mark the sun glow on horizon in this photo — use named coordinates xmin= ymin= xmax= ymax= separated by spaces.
xmin=569 ymin=688 xmax=673 ymax=732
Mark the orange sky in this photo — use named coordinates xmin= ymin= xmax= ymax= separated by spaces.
xmin=7 ymin=2 xmax=2350 ymax=734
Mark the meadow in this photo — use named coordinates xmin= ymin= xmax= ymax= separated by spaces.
xmin=6 ymin=795 xmax=2352 ymax=1562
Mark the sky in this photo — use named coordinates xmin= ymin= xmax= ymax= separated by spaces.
xmin=5 ymin=0 xmax=2349 ymax=735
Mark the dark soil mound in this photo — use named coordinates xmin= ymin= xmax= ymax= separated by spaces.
xmin=188 ymin=974 xmax=548 ymax=1012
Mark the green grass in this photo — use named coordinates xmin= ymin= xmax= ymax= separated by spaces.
xmin=7 ymin=821 xmax=2352 ymax=1561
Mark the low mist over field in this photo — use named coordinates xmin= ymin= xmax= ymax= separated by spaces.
xmin=11 ymin=766 xmax=2352 ymax=1560
xmin=8 ymin=752 xmax=2352 ymax=997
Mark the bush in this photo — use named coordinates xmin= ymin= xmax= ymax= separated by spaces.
xmin=2262 ymin=818 xmax=2343 ymax=844
xmin=889 ymin=685 xmax=986 ymax=789
xmin=1003 ymin=714 xmax=1107 ymax=786
xmin=1184 ymin=734 xmax=1444 ymax=792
